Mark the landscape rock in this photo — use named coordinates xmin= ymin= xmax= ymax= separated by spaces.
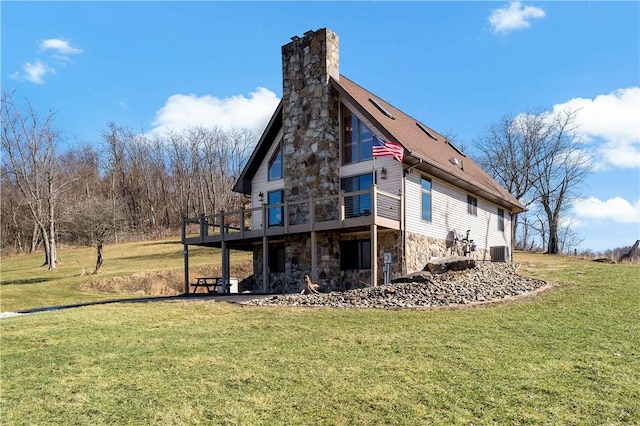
xmin=425 ymin=256 xmax=476 ymax=274
xmin=243 ymin=262 xmax=547 ymax=309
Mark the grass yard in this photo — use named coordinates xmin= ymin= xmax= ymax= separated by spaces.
xmin=1 ymin=251 xmax=639 ymax=424
xmin=0 ymin=239 xmax=252 ymax=312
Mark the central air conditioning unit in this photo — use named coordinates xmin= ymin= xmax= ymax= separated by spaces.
xmin=490 ymin=246 xmax=509 ymax=262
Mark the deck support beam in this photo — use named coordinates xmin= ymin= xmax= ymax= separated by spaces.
xmin=311 ymin=231 xmax=318 ymax=282
xmin=221 ymin=241 xmax=228 ymax=293
xmin=371 ymin=224 xmax=378 ymax=286
xmin=183 ymin=244 xmax=189 ymax=294
xmin=371 ymin=185 xmax=378 ymax=287
xmin=262 ymin=204 xmax=269 ymax=293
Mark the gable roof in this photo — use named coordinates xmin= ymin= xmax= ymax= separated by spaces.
xmin=232 ymin=101 xmax=282 ymax=194
xmin=233 ymin=75 xmax=525 ymax=213
xmin=331 ymin=76 xmax=525 ymax=213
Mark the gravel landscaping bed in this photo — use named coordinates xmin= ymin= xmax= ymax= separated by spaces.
xmin=244 ymin=262 xmax=548 ymax=309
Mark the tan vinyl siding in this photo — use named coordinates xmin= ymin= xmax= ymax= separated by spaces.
xmin=251 ymin=129 xmax=284 ymax=229
xmin=405 ymin=171 xmax=511 ymax=253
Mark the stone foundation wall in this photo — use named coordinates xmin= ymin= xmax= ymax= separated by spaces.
xmin=405 ymin=231 xmax=489 ymax=273
xmin=252 ymin=230 xmax=490 ymax=293
xmin=251 ymin=230 xmax=342 ymax=293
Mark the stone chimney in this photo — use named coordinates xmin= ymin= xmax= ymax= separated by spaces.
xmin=281 ymin=28 xmax=340 ymax=202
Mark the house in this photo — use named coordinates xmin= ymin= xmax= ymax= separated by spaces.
xmin=181 ymin=28 xmax=525 ymax=293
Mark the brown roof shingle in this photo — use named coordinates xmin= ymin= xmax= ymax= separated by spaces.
xmin=331 ymin=75 xmax=525 ymax=213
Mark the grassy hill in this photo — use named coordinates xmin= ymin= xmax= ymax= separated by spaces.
xmin=1 ymin=244 xmax=639 ymax=424
xmin=1 ymin=239 xmax=252 ymax=312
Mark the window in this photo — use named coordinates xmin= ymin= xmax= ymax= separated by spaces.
xmin=268 ymin=143 xmax=283 ymax=181
xmin=467 ymin=195 xmax=478 ymax=216
xmin=267 ymin=190 xmax=283 ymax=227
xmin=340 ymin=239 xmax=371 ymax=270
xmin=498 ymin=208 xmax=505 ymax=232
xmin=342 ymin=106 xmax=373 ymax=164
xmin=341 ymin=173 xmax=373 ymax=218
xmin=421 ymin=177 xmax=432 ymax=222
xmin=268 ymin=245 xmax=285 ymax=273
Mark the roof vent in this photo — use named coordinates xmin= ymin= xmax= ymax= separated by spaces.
xmin=369 ymin=98 xmax=395 ymax=120
xmin=449 ymin=157 xmax=460 ymax=166
xmin=416 ymin=122 xmax=438 ymax=141
xmin=290 ymin=35 xmax=300 ymax=41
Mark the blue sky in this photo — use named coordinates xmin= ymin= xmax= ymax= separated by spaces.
xmin=3 ymin=1 xmax=639 ymax=252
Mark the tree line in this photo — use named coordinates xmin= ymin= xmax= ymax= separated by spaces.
xmin=1 ymin=91 xmax=252 ymax=272
xmin=2 ymin=90 xmax=599 ymax=270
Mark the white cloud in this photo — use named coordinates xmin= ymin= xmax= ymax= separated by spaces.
xmin=150 ymin=87 xmax=280 ymax=139
xmin=489 ymin=2 xmax=545 ymax=35
xmin=572 ymin=196 xmax=640 ymax=224
xmin=553 ymin=87 xmax=640 ymax=169
xmin=10 ymin=60 xmax=56 ymax=84
xmin=40 ymin=38 xmax=83 ymax=55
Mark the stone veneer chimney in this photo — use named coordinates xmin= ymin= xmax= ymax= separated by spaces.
xmin=281 ymin=28 xmax=340 ymax=202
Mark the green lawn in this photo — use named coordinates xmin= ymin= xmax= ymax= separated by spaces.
xmin=1 ymin=251 xmax=638 ymax=424
xmin=0 ymin=239 xmax=251 ymax=312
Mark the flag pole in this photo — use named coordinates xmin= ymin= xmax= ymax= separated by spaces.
xmin=373 ymin=135 xmax=379 ymax=185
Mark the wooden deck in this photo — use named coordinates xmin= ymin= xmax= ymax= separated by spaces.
xmin=182 ymin=185 xmax=402 ymax=246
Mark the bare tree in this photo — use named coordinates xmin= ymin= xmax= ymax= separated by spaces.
xmin=68 ymin=197 xmax=126 ymax=274
xmin=474 ymin=111 xmax=550 ymax=250
xmin=474 ymin=108 xmax=592 ymax=254
xmin=1 ymin=91 xmax=63 ymax=269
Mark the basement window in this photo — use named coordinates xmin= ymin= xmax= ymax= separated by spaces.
xmin=340 ymin=239 xmax=371 ymax=270
xmin=268 ymin=245 xmax=285 ymax=273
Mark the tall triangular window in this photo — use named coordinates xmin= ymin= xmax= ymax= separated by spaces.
xmin=268 ymin=143 xmax=283 ymax=181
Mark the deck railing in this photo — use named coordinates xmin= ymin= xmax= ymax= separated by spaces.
xmin=182 ymin=185 xmax=402 ymax=245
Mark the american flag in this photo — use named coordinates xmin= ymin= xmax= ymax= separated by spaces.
xmin=372 ymin=136 xmax=404 ymax=162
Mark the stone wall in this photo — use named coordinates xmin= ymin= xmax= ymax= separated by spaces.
xmin=405 ymin=231 xmax=489 ymax=273
xmin=252 ymin=230 xmax=342 ymax=294
xmin=281 ymin=29 xmax=341 ymax=202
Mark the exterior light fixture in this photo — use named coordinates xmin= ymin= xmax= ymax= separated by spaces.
xmin=258 ymin=192 xmax=264 ymax=202
xmin=380 ymin=167 xmax=387 ymax=179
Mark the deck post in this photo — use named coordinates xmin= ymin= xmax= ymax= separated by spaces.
xmin=220 ymin=210 xmax=227 ymax=293
xmin=371 ymin=185 xmax=378 ymax=287
xmin=311 ymin=231 xmax=318 ymax=282
xmin=199 ymin=214 xmax=206 ymax=242
xmin=371 ymin=224 xmax=378 ymax=287
xmin=240 ymin=207 xmax=245 ymax=239
xmin=284 ymin=200 xmax=289 ymax=234
xmin=183 ymin=244 xmax=189 ymax=294
xmin=262 ymin=203 xmax=269 ymax=293
xmin=222 ymin=244 xmax=230 ymax=294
